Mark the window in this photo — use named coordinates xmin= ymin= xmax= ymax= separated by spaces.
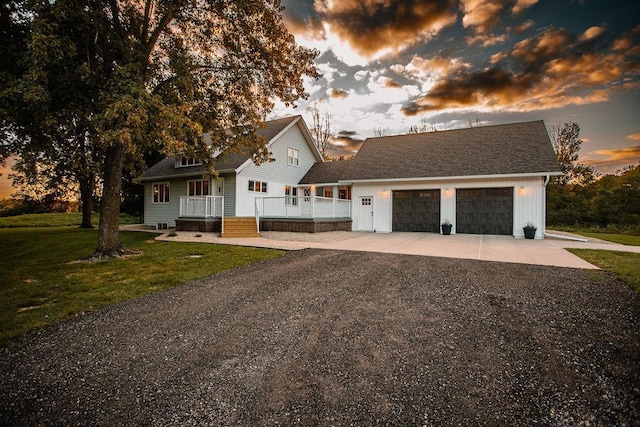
xmin=248 ymin=180 xmax=268 ymax=193
xmin=152 ymin=183 xmax=170 ymax=203
xmin=287 ymin=147 xmax=299 ymax=166
xmin=324 ymin=187 xmax=333 ymax=198
xmin=188 ymin=179 xmax=209 ymax=196
xmin=285 ymin=186 xmax=298 ymax=205
xmin=176 ymin=157 xmax=201 ymax=167
xmin=338 ymin=186 xmax=351 ymax=200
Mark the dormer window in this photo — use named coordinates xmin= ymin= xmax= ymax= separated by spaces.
xmin=176 ymin=157 xmax=201 ymax=167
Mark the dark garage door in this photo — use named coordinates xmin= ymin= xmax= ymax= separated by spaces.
xmin=456 ymin=187 xmax=513 ymax=235
xmin=393 ymin=190 xmax=440 ymax=232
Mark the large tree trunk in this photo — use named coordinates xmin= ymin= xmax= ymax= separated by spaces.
xmin=79 ymin=173 xmax=95 ymax=228
xmin=95 ymin=143 xmax=127 ymax=257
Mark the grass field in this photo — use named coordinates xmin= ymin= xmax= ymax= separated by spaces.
xmin=1 ymin=226 xmax=284 ymax=344
xmin=568 ymin=249 xmax=640 ymax=292
xmin=0 ymin=212 xmax=139 ymax=228
xmin=574 ymin=233 xmax=640 ymax=246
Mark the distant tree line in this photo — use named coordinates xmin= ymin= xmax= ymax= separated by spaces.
xmin=546 ymin=122 xmax=639 ymax=234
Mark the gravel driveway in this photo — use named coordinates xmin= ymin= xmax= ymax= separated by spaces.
xmin=1 ymin=249 xmax=638 ymax=426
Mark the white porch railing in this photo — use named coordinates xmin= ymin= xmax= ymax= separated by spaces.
xmin=179 ymin=196 xmax=224 ymax=218
xmin=255 ymin=196 xmax=351 ymax=219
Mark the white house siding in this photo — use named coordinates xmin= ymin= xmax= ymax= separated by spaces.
xmin=143 ymin=180 xmax=188 ymax=227
xmin=350 ymin=176 xmax=547 ymax=237
xmin=234 ymin=123 xmax=318 ymax=217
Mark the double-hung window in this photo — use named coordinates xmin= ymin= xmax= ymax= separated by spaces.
xmin=248 ymin=180 xmax=268 ymax=193
xmin=287 ymin=147 xmax=299 ymax=166
xmin=152 ymin=182 xmax=170 ymax=203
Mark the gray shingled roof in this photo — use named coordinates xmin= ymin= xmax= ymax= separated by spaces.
xmin=299 ymin=160 xmax=352 ymax=185
xmin=340 ymin=120 xmax=561 ymax=181
xmin=141 ymin=116 xmax=300 ymax=181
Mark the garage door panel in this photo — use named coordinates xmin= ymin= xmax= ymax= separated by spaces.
xmin=393 ymin=190 xmax=441 ymax=232
xmin=456 ymin=187 xmax=513 ymax=235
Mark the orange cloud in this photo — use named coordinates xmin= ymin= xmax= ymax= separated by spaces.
xmin=460 ymin=0 xmax=504 ymax=33
xmin=465 ymin=33 xmax=507 ymax=47
xmin=627 ymin=133 xmax=640 ymax=140
xmin=401 ymin=25 xmax=640 ymax=115
xmin=329 ymin=88 xmax=349 ymax=99
xmin=580 ymin=26 xmax=606 ymax=41
xmin=584 ymin=146 xmax=640 ymax=174
xmin=306 ymin=0 xmax=458 ymax=58
xmin=512 ymin=0 xmax=538 ymax=14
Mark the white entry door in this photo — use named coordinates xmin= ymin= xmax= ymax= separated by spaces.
xmin=358 ymin=196 xmax=374 ymax=231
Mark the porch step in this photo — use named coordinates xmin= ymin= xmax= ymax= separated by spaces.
xmin=221 ymin=217 xmax=260 ymax=238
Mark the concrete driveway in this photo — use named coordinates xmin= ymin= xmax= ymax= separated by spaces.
xmin=316 ymin=232 xmax=602 ymax=269
xmin=158 ymin=229 xmax=640 ymax=269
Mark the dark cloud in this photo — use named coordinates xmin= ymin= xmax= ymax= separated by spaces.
xmin=328 ymin=133 xmax=364 ymax=158
xmin=281 ymin=0 xmax=325 ymax=39
xmin=316 ymin=0 xmax=457 ymax=57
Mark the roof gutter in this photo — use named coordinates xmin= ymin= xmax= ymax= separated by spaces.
xmin=339 ymin=171 xmax=563 ymax=184
xmin=139 ymin=168 xmax=236 ymax=182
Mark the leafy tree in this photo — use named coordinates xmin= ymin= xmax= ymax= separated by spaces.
xmin=3 ymin=0 xmax=318 ymax=257
xmin=1 ymin=0 xmax=101 ymax=227
xmin=549 ymin=122 xmax=598 ymax=186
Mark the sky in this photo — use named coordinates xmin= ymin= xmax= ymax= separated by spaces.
xmin=272 ymin=0 xmax=640 ymax=172
xmin=1 ymin=0 xmax=639 ymax=199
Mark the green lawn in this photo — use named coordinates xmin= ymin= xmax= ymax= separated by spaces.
xmin=0 ymin=227 xmax=284 ymax=343
xmin=569 ymin=249 xmax=640 ymax=292
xmin=575 ymin=233 xmax=640 ymax=246
xmin=0 ymin=212 xmax=139 ymax=228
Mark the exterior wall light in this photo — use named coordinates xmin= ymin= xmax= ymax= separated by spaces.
xmin=519 ymin=186 xmax=526 ymax=194
xmin=444 ymin=188 xmax=452 ymax=196
xmin=381 ymin=190 xmax=389 ymax=197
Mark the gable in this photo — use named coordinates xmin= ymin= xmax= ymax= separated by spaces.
xmin=237 ymin=118 xmax=322 ymax=184
xmin=141 ymin=115 xmax=320 ymax=182
xmin=340 ymin=121 xmax=562 ymax=181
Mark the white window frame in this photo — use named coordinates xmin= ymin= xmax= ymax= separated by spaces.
xmin=176 ymin=157 xmax=202 ymax=168
xmin=285 ymin=186 xmax=298 ymax=206
xmin=248 ymin=180 xmax=268 ymax=193
xmin=152 ymin=182 xmax=170 ymax=204
xmin=187 ymin=179 xmax=209 ymax=196
xmin=287 ymin=147 xmax=299 ymax=166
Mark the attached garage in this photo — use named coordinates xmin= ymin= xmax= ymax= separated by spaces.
xmin=392 ymin=190 xmax=440 ymax=232
xmin=456 ymin=187 xmax=513 ymax=235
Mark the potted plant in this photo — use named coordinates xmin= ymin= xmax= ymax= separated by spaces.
xmin=441 ymin=220 xmax=452 ymax=235
xmin=523 ymin=222 xmax=537 ymax=239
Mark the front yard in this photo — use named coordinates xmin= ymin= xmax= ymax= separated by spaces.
xmin=0 ymin=226 xmax=283 ymax=343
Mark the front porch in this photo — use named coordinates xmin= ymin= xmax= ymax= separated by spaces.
xmin=176 ymin=195 xmax=352 ymax=233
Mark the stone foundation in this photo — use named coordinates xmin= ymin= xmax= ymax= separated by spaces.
xmin=259 ymin=218 xmax=352 ymax=233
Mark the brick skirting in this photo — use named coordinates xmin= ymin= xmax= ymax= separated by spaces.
xmin=260 ymin=218 xmax=352 ymax=233
xmin=175 ymin=218 xmax=221 ymax=233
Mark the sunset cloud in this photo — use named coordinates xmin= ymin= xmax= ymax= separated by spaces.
xmin=401 ymin=25 xmax=640 ymax=115
xmin=284 ymin=0 xmax=458 ymax=62
xmin=627 ymin=134 xmax=640 ymax=140
xmin=584 ymin=146 xmax=640 ymax=174
xmin=330 ymin=88 xmax=349 ymax=99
